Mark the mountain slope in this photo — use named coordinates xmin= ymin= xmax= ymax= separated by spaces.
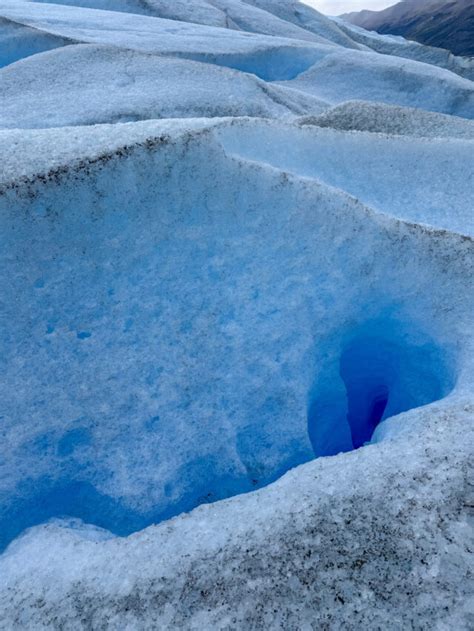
xmin=341 ymin=0 xmax=474 ymax=57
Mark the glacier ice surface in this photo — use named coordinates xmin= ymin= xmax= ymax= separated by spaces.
xmin=0 ymin=0 xmax=473 ymax=628
xmin=0 ymin=44 xmax=327 ymax=128
xmin=300 ymin=100 xmax=474 ymax=139
xmin=0 ymin=114 xmax=472 ymax=573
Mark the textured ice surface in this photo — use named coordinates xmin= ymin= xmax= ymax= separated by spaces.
xmin=0 ymin=1 xmax=330 ymax=63
xmin=26 ymin=0 xmax=231 ymax=25
xmin=1 ymin=0 xmax=473 ymax=628
xmin=244 ymin=0 xmax=364 ymax=48
xmin=333 ymin=16 xmax=474 ymax=81
xmin=0 ymin=45 xmax=327 ymax=128
xmin=0 ymin=16 xmax=74 ymax=67
xmin=278 ymin=48 xmax=474 ymax=117
xmin=0 ymin=115 xmax=472 ymax=545
xmin=215 ymin=118 xmax=474 ymax=235
xmin=0 ymin=0 xmax=474 ymax=116
xmin=0 ymin=399 xmax=472 ymax=628
xmin=300 ymin=100 xmax=474 ymax=139
xmin=26 ymin=0 xmax=357 ymax=46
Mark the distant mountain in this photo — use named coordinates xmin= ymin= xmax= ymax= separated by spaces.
xmin=341 ymin=0 xmax=474 ymax=57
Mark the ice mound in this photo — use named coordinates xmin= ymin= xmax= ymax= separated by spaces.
xmin=300 ymin=101 xmax=474 ymax=139
xmin=25 ymin=0 xmax=474 ymax=80
xmin=278 ymin=49 xmax=474 ymax=117
xmin=26 ymin=0 xmax=230 ymax=26
xmin=334 ymin=16 xmax=474 ymax=81
xmin=0 ymin=45 xmax=326 ymax=128
xmin=26 ymin=0 xmax=357 ymax=46
xmin=243 ymin=0 xmax=365 ymax=48
xmin=0 ymin=0 xmax=328 ymax=54
xmin=216 ymin=119 xmax=474 ymax=235
xmin=1 ymin=1 xmax=472 ymax=118
xmin=0 ymin=0 xmax=473 ymax=627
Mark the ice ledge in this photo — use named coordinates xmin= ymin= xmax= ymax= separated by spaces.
xmin=2 ymin=117 xmax=474 ymax=238
xmin=1 ymin=397 xmax=472 ymax=629
xmin=0 ymin=118 xmax=222 ymax=191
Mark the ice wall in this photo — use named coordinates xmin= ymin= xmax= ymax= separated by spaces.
xmin=0 ymin=119 xmax=470 ymax=551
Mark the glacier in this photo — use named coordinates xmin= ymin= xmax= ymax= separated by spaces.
xmin=0 ymin=0 xmax=473 ymax=628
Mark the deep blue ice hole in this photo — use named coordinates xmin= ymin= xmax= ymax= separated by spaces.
xmin=0 ymin=319 xmax=454 ymax=553
xmin=308 ymin=319 xmax=455 ymax=458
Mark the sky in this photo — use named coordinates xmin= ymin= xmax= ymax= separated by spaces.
xmin=304 ymin=0 xmax=395 ymax=15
